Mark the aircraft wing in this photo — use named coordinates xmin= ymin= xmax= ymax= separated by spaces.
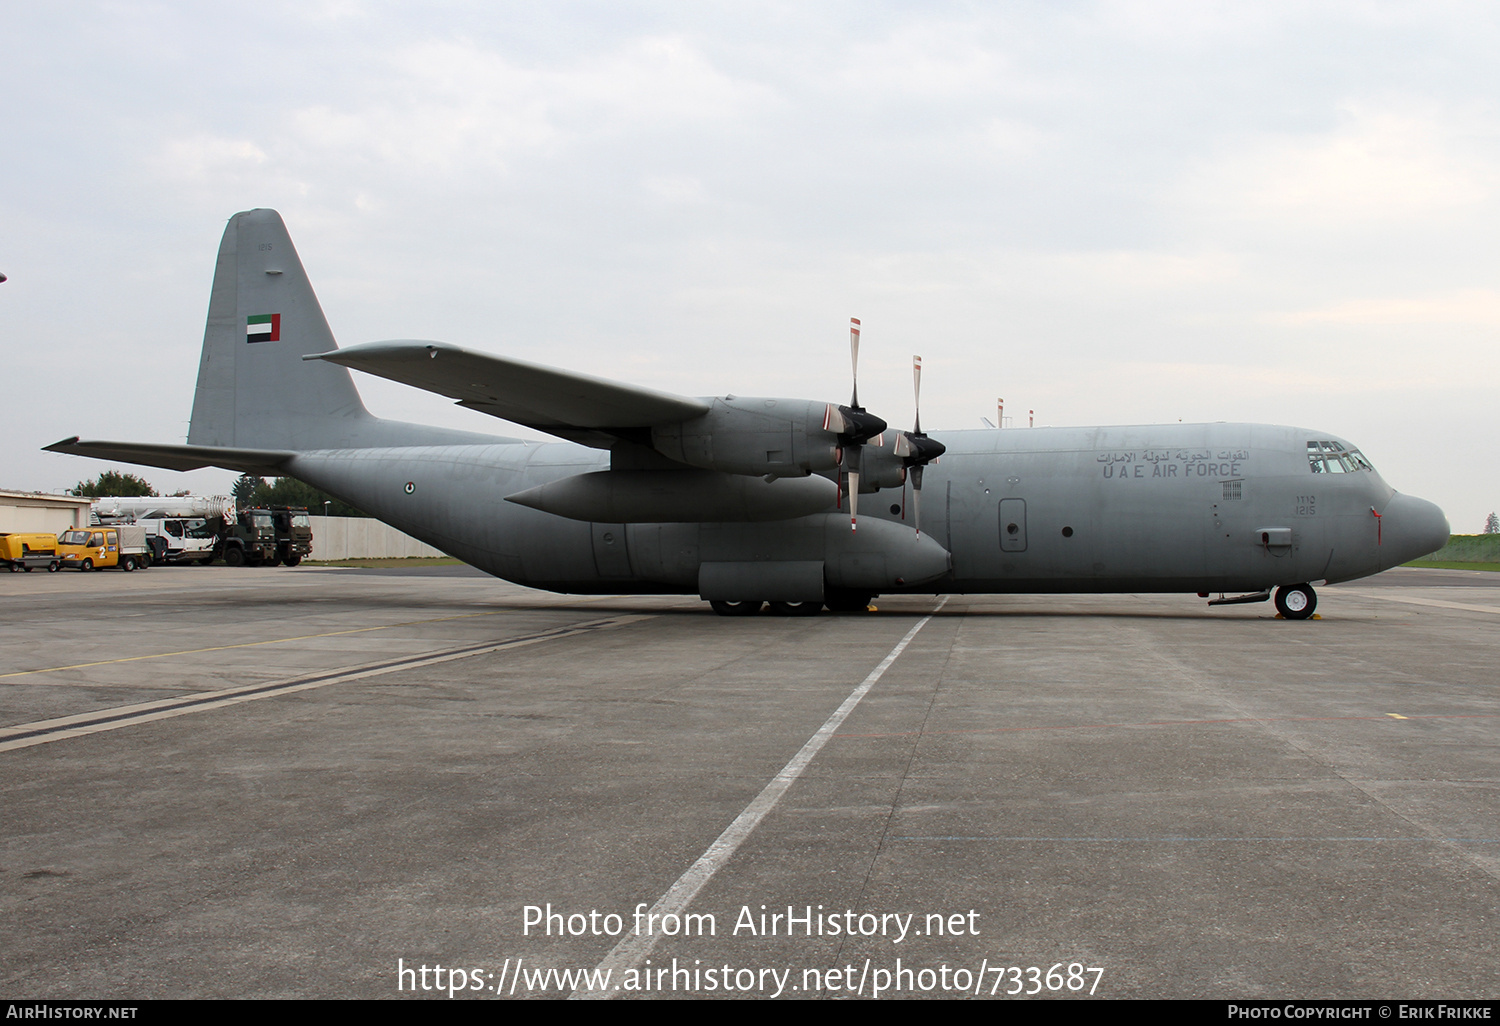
xmin=306 ymin=340 xmax=711 ymax=447
xmin=43 ymin=438 xmax=295 ymax=475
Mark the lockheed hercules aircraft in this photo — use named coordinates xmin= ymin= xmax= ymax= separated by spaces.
xmin=47 ymin=209 xmax=1449 ymax=618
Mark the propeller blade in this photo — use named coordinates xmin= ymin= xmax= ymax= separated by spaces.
xmin=911 ymin=464 xmax=923 ymax=535
xmin=845 ymin=444 xmax=862 ymax=531
xmin=849 ymin=317 xmax=861 ymax=409
xmin=913 ymin=355 xmax=922 ymax=435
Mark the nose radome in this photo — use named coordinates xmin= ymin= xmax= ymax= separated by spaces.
xmin=1384 ymin=493 xmax=1450 ymax=563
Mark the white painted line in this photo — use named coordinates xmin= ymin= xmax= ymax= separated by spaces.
xmin=0 ymin=614 xmax=653 ymax=753
xmin=570 ymin=598 xmax=948 ymax=1000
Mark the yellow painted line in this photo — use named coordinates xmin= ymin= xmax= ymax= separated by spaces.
xmin=0 ymin=614 xmax=656 ymax=752
xmin=1387 ymin=713 xmax=1407 ymax=719
xmin=0 ymin=594 xmax=641 ymax=681
xmin=0 ymin=610 xmax=516 ymax=680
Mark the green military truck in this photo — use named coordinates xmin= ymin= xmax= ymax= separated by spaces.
xmin=218 ymin=507 xmax=313 ymax=567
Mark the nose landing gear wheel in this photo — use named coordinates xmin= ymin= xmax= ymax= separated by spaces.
xmin=1275 ymin=583 xmax=1317 ymax=620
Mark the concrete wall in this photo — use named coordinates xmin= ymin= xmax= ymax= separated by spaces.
xmin=307 ymin=516 xmax=447 ymax=560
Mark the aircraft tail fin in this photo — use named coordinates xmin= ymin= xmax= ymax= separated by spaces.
xmin=187 ymin=209 xmax=374 ymax=450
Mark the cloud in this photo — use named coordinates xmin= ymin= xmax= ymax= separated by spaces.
xmin=1273 ymin=288 xmax=1500 ymax=326
xmin=1178 ymin=105 xmax=1497 ymax=231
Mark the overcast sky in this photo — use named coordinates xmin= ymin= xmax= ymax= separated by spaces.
xmin=3 ymin=2 xmax=1496 ymax=530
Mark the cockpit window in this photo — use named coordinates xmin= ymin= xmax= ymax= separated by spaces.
xmin=1308 ymin=440 xmax=1373 ymax=474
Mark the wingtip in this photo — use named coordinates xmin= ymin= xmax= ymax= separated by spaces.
xmin=42 ymin=436 xmax=81 ymax=452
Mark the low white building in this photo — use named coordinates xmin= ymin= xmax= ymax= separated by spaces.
xmin=0 ymin=490 xmax=92 ymax=534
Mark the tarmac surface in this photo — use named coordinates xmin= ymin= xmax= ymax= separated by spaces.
xmin=1 ymin=563 xmax=1495 ymax=1000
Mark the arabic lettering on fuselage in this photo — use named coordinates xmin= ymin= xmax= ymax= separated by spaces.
xmin=1095 ymin=449 xmax=1250 ymax=479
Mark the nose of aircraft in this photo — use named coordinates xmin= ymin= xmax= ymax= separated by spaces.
xmin=1382 ymin=493 xmax=1450 ymax=564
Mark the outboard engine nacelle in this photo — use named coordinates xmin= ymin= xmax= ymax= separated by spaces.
xmin=651 ymin=397 xmax=864 ymax=478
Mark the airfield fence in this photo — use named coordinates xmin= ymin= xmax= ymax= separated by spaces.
xmin=307 ymin=516 xmax=447 ymax=560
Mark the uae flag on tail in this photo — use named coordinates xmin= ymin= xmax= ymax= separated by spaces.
xmin=246 ymin=313 xmax=281 ymax=343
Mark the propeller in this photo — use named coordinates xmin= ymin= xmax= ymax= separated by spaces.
xmin=893 ymin=355 xmax=946 ymax=535
xmin=823 ymin=317 xmax=886 ymax=531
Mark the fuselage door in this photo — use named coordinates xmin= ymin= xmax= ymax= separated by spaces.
xmin=999 ymin=498 xmax=1028 ymax=552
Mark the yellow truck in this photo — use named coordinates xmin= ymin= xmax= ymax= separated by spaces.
xmin=1 ymin=533 xmax=62 ymax=572
xmin=54 ymin=526 xmax=152 ymax=572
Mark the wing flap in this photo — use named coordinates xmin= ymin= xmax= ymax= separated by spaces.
xmin=43 ymin=438 xmax=294 ymax=475
xmin=306 ymin=340 xmax=710 ymax=445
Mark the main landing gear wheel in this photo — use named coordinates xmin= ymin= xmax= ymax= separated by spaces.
xmin=1275 ymin=583 xmax=1317 ymax=620
xmin=768 ymin=600 xmax=822 ymax=617
xmin=710 ymin=600 xmax=764 ymax=616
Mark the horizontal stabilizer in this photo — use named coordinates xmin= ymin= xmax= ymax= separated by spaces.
xmin=306 ymin=340 xmax=711 ymax=447
xmin=43 ymin=437 xmax=294 ymax=475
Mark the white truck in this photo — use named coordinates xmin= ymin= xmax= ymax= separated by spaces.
xmin=91 ymin=496 xmax=234 ymax=565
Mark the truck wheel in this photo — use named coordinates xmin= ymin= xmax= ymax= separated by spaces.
xmin=80 ymin=558 xmax=93 ymax=572
xmin=47 ymin=561 xmax=59 ymax=572
xmin=224 ymin=547 xmax=244 ymax=567
xmin=284 ymin=554 xmax=301 ymax=567
xmin=121 ymin=556 xmax=135 ymax=572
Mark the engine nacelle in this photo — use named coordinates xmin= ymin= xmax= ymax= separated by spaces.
xmin=651 ymin=397 xmax=842 ymax=477
xmin=855 ymin=437 xmax=910 ymax=493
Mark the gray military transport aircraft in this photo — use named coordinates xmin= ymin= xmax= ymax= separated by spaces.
xmin=47 ymin=209 xmax=1450 ymax=618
